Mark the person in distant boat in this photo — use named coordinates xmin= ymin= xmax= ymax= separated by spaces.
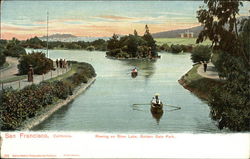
xmin=132 ymin=67 xmax=137 ymax=72
xmin=152 ymin=93 xmax=161 ymax=105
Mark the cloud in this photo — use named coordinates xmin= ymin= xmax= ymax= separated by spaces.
xmin=95 ymin=15 xmax=134 ymax=21
xmin=158 ymin=11 xmax=191 ymax=16
xmin=2 ymin=24 xmax=45 ymax=31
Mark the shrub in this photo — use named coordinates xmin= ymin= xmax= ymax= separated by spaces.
xmin=160 ymin=43 xmax=171 ymax=52
xmin=116 ymin=52 xmax=130 ymax=58
xmin=18 ymin=52 xmax=53 ymax=75
xmin=4 ymin=45 xmax=26 ymax=57
xmin=170 ymin=44 xmax=183 ymax=53
xmin=106 ymin=48 xmax=122 ymax=57
xmin=0 ymin=61 xmax=96 ymax=130
xmin=211 ymin=50 xmax=220 ymax=66
xmin=65 ymin=62 xmax=96 ymax=87
xmin=86 ymin=45 xmax=95 ymax=51
xmin=181 ymin=45 xmax=193 ymax=52
xmin=0 ymin=81 xmax=71 ymax=130
xmin=0 ymin=52 xmax=6 ymax=67
xmin=191 ymin=45 xmax=211 ymax=63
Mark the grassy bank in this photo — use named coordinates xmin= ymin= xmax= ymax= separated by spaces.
xmin=0 ymin=61 xmax=96 ymax=130
xmin=178 ymin=64 xmax=223 ymax=100
xmin=155 ymin=38 xmax=212 ymax=46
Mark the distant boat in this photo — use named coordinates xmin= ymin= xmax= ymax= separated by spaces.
xmin=131 ymin=68 xmax=138 ymax=78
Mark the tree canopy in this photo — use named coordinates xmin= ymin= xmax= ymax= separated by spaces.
xmin=106 ymin=25 xmax=158 ymax=58
xmin=197 ymin=0 xmax=250 ymax=131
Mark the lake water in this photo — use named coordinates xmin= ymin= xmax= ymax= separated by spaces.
xmin=30 ymin=50 xmax=222 ymax=133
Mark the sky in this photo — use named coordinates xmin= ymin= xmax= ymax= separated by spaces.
xmin=1 ymin=1 xmax=250 ymax=40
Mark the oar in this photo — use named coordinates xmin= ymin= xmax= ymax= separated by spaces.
xmin=164 ymin=104 xmax=181 ymax=110
xmin=133 ymin=103 xmax=150 ymax=106
xmin=133 ymin=103 xmax=180 ymax=108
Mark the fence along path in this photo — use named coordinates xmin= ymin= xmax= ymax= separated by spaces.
xmin=0 ymin=58 xmax=71 ymax=90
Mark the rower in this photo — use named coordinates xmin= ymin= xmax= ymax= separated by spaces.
xmin=152 ymin=93 xmax=161 ymax=105
xmin=132 ymin=67 xmax=137 ymax=72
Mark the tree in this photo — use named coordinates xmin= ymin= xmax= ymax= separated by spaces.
xmin=18 ymin=52 xmax=53 ymax=75
xmin=143 ymin=25 xmax=157 ymax=57
xmin=127 ymin=35 xmax=140 ymax=57
xmin=107 ymin=34 xmax=119 ymax=51
xmin=4 ymin=45 xmax=26 ymax=57
xmin=191 ymin=45 xmax=211 ymax=63
xmin=24 ymin=36 xmax=45 ymax=48
xmin=197 ymin=0 xmax=250 ymax=131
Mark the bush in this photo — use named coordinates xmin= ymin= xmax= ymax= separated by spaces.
xmin=0 ymin=61 xmax=96 ymax=130
xmin=116 ymin=52 xmax=130 ymax=58
xmin=181 ymin=45 xmax=193 ymax=52
xmin=191 ymin=45 xmax=211 ymax=63
xmin=160 ymin=43 xmax=171 ymax=52
xmin=209 ymin=84 xmax=250 ymax=131
xmin=0 ymin=52 xmax=6 ymax=67
xmin=65 ymin=62 xmax=96 ymax=87
xmin=170 ymin=44 xmax=183 ymax=53
xmin=86 ymin=45 xmax=95 ymax=51
xmin=18 ymin=52 xmax=53 ymax=75
xmin=0 ymin=81 xmax=71 ymax=130
xmin=106 ymin=48 xmax=122 ymax=57
xmin=4 ymin=45 xmax=26 ymax=57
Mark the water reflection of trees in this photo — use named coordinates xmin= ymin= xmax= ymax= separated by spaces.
xmin=122 ymin=59 xmax=156 ymax=79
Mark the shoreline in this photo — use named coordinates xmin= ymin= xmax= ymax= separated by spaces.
xmin=178 ymin=77 xmax=208 ymax=100
xmin=105 ymin=55 xmax=160 ymax=60
xmin=19 ymin=77 xmax=96 ymax=131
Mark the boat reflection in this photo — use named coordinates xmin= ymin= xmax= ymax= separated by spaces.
xmin=151 ymin=110 xmax=163 ymax=124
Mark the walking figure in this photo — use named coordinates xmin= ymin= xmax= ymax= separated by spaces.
xmin=59 ymin=59 xmax=63 ymax=68
xmin=203 ymin=61 xmax=207 ymax=72
xmin=56 ymin=59 xmax=59 ymax=68
xmin=27 ymin=65 xmax=34 ymax=82
xmin=63 ymin=59 xmax=66 ymax=68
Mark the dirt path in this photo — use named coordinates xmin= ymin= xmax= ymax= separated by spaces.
xmin=0 ymin=57 xmax=19 ymax=80
xmin=197 ymin=63 xmax=220 ymax=80
xmin=0 ymin=57 xmax=71 ymax=90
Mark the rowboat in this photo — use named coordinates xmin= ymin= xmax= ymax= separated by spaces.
xmin=131 ymin=71 xmax=138 ymax=78
xmin=151 ymin=102 xmax=163 ymax=114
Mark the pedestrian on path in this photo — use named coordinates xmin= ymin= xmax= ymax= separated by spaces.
xmin=63 ymin=59 xmax=66 ymax=68
xmin=59 ymin=59 xmax=63 ymax=68
xmin=203 ymin=61 xmax=207 ymax=72
xmin=56 ymin=59 xmax=59 ymax=68
xmin=27 ymin=65 xmax=34 ymax=82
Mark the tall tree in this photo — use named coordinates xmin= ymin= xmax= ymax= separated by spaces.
xmin=143 ymin=25 xmax=157 ymax=57
xmin=107 ymin=34 xmax=119 ymax=50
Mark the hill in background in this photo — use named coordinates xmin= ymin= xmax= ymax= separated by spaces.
xmin=152 ymin=26 xmax=203 ymax=38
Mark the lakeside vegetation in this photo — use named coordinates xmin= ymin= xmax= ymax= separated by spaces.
xmin=106 ymin=25 xmax=158 ymax=59
xmin=23 ymin=36 xmax=107 ymax=51
xmin=0 ymin=61 xmax=96 ymax=130
xmin=179 ymin=65 xmax=224 ymax=100
xmin=182 ymin=0 xmax=250 ymax=131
